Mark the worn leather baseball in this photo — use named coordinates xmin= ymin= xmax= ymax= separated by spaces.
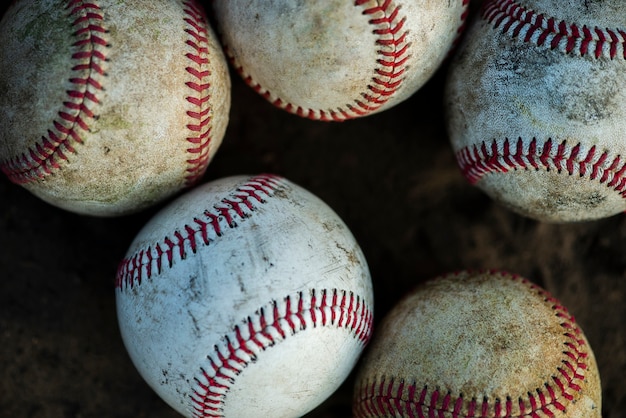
xmin=353 ymin=270 xmax=601 ymax=418
xmin=446 ymin=0 xmax=626 ymax=223
xmin=116 ymin=174 xmax=374 ymax=418
xmin=211 ymin=0 xmax=469 ymax=121
xmin=0 ymin=0 xmax=230 ymax=216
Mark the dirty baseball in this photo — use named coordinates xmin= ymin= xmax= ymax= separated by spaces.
xmin=445 ymin=0 xmax=626 ymax=222
xmin=212 ymin=0 xmax=469 ymax=121
xmin=0 ymin=0 xmax=230 ymax=216
xmin=115 ymin=174 xmax=374 ymax=418
xmin=353 ymin=269 xmax=601 ymax=417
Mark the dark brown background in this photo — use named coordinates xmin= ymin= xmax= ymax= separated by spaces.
xmin=1 ymin=2 xmax=624 ymax=417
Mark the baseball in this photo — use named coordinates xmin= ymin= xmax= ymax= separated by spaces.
xmin=0 ymin=0 xmax=230 ymax=216
xmin=353 ymin=270 xmax=602 ymax=417
xmin=115 ymin=174 xmax=374 ymax=418
xmin=211 ymin=0 xmax=469 ymax=121
xmin=445 ymin=0 xmax=626 ymax=223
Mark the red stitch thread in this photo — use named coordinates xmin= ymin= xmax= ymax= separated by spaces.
xmin=483 ymin=0 xmax=626 ymax=59
xmin=448 ymin=0 xmax=472 ymax=56
xmin=191 ymin=289 xmax=373 ymax=418
xmin=115 ymin=174 xmax=283 ymax=290
xmin=353 ymin=271 xmax=590 ymax=418
xmin=456 ymin=137 xmax=626 ymax=198
xmin=183 ymin=0 xmax=217 ymax=185
xmin=1 ymin=0 xmax=215 ymax=186
xmin=0 ymin=1 xmax=107 ymax=184
xmin=222 ymin=1 xmax=411 ymax=121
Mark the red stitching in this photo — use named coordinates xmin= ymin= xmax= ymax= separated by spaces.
xmin=115 ymin=174 xmax=283 ymax=290
xmin=456 ymin=137 xmax=626 ymax=198
xmin=190 ymin=288 xmax=374 ymax=418
xmin=449 ymin=0 xmax=472 ymax=55
xmin=1 ymin=0 xmax=215 ymax=186
xmin=183 ymin=0 xmax=217 ymax=185
xmin=223 ymin=1 xmax=411 ymax=121
xmin=0 ymin=1 xmax=107 ymax=184
xmin=483 ymin=0 xmax=626 ymax=59
xmin=353 ymin=271 xmax=590 ymax=418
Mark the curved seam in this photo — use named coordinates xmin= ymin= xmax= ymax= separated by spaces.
xmin=456 ymin=138 xmax=626 ymax=198
xmin=0 ymin=1 xmax=107 ymax=184
xmin=114 ymin=174 xmax=284 ymax=290
xmin=353 ymin=270 xmax=589 ymax=418
xmin=223 ymin=0 xmax=410 ymax=121
xmin=183 ymin=0 xmax=215 ymax=185
xmin=448 ymin=0 xmax=472 ymax=55
xmin=191 ymin=288 xmax=374 ymax=418
xmin=483 ymin=0 xmax=626 ymax=59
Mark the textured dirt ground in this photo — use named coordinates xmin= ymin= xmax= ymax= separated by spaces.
xmin=1 ymin=2 xmax=625 ymax=418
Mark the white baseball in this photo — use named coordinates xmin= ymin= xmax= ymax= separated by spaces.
xmin=445 ymin=0 xmax=626 ymax=222
xmin=353 ymin=270 xmax=602 ymax=418
xmin=211 ymin=0 xmax=469 ymax=121
xmin=0 ymin=0 xmax=230 ymax=216
xmin=115 ymin=174 xmax=374 ymax=418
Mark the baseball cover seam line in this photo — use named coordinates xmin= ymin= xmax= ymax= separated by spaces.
xmin=484 ymin=0 xmax=626 ymax=59
xmin=456 ymin=137 xmax=626 ymax=196
xmin=0 ymin=1 xmax=107 ymax=184
xmin=222 ymin=0 xmax=410 ymax=121
xmin=190 ymin=288 xmax=374 ymax=418
xmin=353 ymin=271 xmax=589 ymax=418
xmin=448 ymin=0 xmax=472 ymax=55
xmin=114 ymin=174 xmax=284 ymax=290
xmin=183 ymin=0 xmax=215 ymax=185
